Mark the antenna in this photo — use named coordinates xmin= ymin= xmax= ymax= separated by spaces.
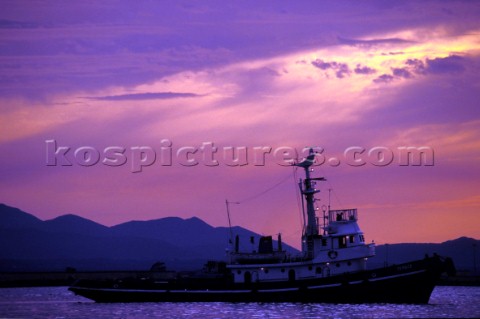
xmin=328 ymin=188 xmax=332 ymax=212
xmin=225 ymin=200 xmax=239 ymax=248
xmin=321 ymin=205 xmax=327 ymax=235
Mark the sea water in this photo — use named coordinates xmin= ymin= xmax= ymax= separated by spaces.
xmin=0 ymin=286 xmax=478 ymax=318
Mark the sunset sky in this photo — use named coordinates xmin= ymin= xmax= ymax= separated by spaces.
xmin=1 ymin=1 xmax=479 ymax=249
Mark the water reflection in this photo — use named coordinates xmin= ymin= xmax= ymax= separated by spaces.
xmin=0 ymin=286 xmax=479 ymax=318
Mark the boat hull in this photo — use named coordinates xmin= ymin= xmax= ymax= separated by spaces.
xmin=69 ymin=256 xmax=454 ymax=304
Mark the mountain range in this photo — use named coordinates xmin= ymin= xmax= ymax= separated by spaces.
xmin=0 ymin=203 xmax=294 ymax=271
xmin=0 ymin=203 xmax=478 ymax=272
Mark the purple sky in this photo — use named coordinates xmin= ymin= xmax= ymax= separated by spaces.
xmin=1 ymin=1 xmax=480 ymax=248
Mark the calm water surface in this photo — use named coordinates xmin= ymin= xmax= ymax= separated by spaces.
xmin=0 ymin=286 xmax=478 ymax=318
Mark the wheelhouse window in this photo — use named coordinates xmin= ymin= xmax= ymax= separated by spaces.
xmin=339 ymin=236 xmax=347 ymax=248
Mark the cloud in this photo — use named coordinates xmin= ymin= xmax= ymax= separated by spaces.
xmin=405 ymin=59 xmax=426 ymax=74
xmin=311 ymin=59 xmax=336 ymax=70
xmin=373 ymin=74 xmax=395 ymax=83
xmin=410 ymin=55 xmax=472 ymax=77
xmin=391 ymin=67 xmax=412 ymax=79
xmin=381 ymin=52 xmax=405 ymax=56
xmin=337 ymin=36 xmax=413 ymax=47
xmin=1 ymin=1 xmax=478 ymax=102
xmin=86 ymin=92 xmax=203 ymax=101
xmin=0 ymin=19 xmax=39 ymax=29
xmin=311 ymin=59 xmax=351 ymax=79
xmin=354 ymin=65 xmax=377 ymax=75
xmin=425 ymin=55 xmax=466 ymax=74
xmin=371 ymin=54 xmax=472 ymax=84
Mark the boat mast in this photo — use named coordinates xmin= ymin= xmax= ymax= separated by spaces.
xmin=295 ymin=149 xmax=325 ymax=257
xmin=298 ymin=180 xmax=307 ymax=236
xmin=296 ymin=149 xmax=325 ymax=235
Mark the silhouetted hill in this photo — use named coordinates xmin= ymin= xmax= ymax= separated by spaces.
xmin=0 ymin=203 xmax=43 ymax=230
xmin=370 ymin=237 xmax=479 ymax=271
xmin=111 ymin=216 xmax=216 ymax=247
xmin=110 ymin=217 xmax=272 ymax=257
xmin=44 ymin=214 xmax=110 ymax=236
xmin=0 ymin=203 xmax=296 ymax=272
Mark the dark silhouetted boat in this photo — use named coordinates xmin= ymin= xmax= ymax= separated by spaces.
xmin=69 ymin=149 xmax=456 ymax=303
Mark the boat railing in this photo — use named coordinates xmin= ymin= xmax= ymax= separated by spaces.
xmin=329 ymin=209 xmax=358 ymax=222
xmin=368 ymin=242 xmax=376 ymax=256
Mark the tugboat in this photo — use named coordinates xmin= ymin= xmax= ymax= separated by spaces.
xmin=69 ymin=149 xmax=455 ymax=303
